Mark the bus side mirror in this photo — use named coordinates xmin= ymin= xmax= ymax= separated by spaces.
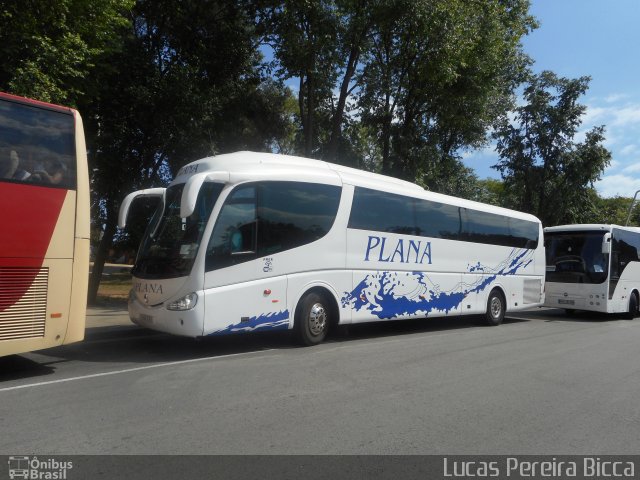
xmin=180 ymin=171 xmax=230 ymax=218
xmin=602 ymin=233 xmax=611 ymax=254
xmin=118 ymin=188 xmax=166 ymax=229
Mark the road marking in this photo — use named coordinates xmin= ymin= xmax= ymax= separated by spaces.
xmin=0 ymin=349 xmax=275 ymax=393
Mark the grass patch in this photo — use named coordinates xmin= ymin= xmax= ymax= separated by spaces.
xmin=97 ymin=271 xmax=132 ymax=302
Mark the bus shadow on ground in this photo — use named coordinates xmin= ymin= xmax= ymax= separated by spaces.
xmin=33 ymin=314 xmax=527 ymax=364
xmin=0 ymin=355 xmax=56 ymax=382
xmin=328 ymin=314 xmax=527 ymax=344
xmin=540 ymin=308 xmax=629 ymax=323
xmin=0 ymin=314 xmax=529 ymax=379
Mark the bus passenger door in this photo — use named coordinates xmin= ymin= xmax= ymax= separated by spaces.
xmin=203 ymin=268 xmax=288 ymax=336
xmin=202 ymin=183 xmax=289 ymax=335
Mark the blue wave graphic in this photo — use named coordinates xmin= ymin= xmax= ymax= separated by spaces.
xmin=209 ymin=310 xmax=290 ymax=335
xmin=342 ymin=249 xmax=534 ymax=320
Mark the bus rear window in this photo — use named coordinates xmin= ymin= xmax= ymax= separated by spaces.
xmin=0 ymin=99 xmax=76 ymax=189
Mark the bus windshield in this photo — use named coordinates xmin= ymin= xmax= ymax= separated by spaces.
xmin=133 ymin=182 xmax=224 ymax=279
xmin=545 ymin=231 xmax=608 ymax=284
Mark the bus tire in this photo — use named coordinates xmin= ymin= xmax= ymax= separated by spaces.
xmin=294 ymin=292 xmax=330 ymax=346
xmin=626 ymin=292 xmax=638 ymax=319
xmin=485 ymin=289 xmax=505 ymax=326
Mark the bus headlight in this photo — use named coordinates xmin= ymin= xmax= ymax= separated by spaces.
xmin=167 ymin=293 xmax=198 ymax=311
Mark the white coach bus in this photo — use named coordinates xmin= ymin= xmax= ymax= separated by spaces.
xmin=544 ymin=224 xmax=640 ymax=317
xmin=119 ymin=152 xmax=544 ymax=345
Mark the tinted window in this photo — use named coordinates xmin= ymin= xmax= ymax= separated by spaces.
xmin=0 ymin=99 xmax=76 ymax=189
xmin=258 ymin=182 xmax=341 ymax=256
xmin=349 ymin=188 xmax=416 ymax=234
xmin=611 ymin=229 xmax=640 ymax=270
xmin=349 ymin=187 xmax=539 ymax=249
xmin=509 ymin=218 xmax=541 ymax=248
xmin=206 ymin=185 xmax=257 ymax=271
xmin=461 ymin=209 xmax=538 ymax=248
xmin=610 ymin=228 xmax=640 ymax=296
xmin=545 ymin=231 xmax=607 ymax=284
xmin=415 ymin=199 xmax=461 ymax=239
xmin=134 ymin=183 xmax=224 ymax=279
xmin=206 ymin=181 xmax=342 ymax=271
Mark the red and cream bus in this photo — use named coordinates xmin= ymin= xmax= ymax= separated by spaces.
xmin=0 ymin=92 xmax=89 ymax=357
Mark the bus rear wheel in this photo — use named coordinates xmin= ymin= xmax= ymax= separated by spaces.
xmin=485 ymin=289 xmax=505 ymax=326
xmin=626 ymin=292 xmax=638 ymax=320
xmin=294 ymin=292 xmax=330 ymax=346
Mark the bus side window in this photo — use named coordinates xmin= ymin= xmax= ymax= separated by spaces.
xmin=205 ymin=185 xmax=257 ymax=271
xmin=257 ymin=181 xmax=341 ymax=257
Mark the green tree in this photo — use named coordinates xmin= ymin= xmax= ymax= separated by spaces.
xmin=493 ymin=70 xmax=611 ymax=226
xmin=590 ymin=193 xmax=640 ymax=226
xmin=473 ymin=178 xmax=509 ymax=207
xmin=0 ymin=0 xmax=133 ymax=105
xmin=86 ymin=0 xmax=293 ymax=303
xmin=357 ymin=0 xmax=535 ymax=194
xmin=259 ymin=0 xmax=342 ymax=157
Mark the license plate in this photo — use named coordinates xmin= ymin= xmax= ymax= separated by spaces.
xmin=558 ymin=299 xmax=575 ymax=305
xmin=139 ymin=314 xmax=153 ymax=323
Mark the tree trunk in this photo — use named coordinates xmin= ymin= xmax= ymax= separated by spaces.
xmin=304 ymin=73 xmax=314 ymax=157
xmin=537 ymin=159 xmax=549 ymax=221
xmin=328 ymin=45 xmax=360 ymax=162
xmin=381 ymin=117 xmax=392 ymax=175
xmin=87 ymin=201 xmax=118 ymax=305
xmin=298 ymin=74 xmax=306 ymax=147
xmin=381 ymin=90 xmax=393 ymax=175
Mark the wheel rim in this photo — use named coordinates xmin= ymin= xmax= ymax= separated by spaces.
xmin=308 ymin=303 xmax=327 ymax=336
xmin=490 ymin=296 xmax=502 ymax=319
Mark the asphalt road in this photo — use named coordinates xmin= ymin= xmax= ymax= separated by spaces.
xmin=1 ymin=307 xmax=639 ymax=455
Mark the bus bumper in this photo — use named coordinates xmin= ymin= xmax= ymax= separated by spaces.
xmin=543 ymin=283 xmax=608 ymax=312
xmin=128 ymin=293 xmax=204 ymax=337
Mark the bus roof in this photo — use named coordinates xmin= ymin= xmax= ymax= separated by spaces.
xmin=545 ymin=224 xmax=640 ymax=233
xmin=172 ymin=151 xmax=541 ymax=224
xmin=0 ymin=91 xmax=75 ymax=115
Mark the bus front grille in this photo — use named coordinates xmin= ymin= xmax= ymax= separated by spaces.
xmin=0 ymin=267 xmax=48 ymax=340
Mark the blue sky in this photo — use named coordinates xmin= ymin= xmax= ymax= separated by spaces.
xmin=463 ymin=0 xmax=640 ymax=197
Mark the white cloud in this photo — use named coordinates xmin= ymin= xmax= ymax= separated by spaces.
xmin=583 ymin=105 xmax=609 ymax=125
xmin=460 ymin=94 xmax=640 ymax=187
xmin=622 ymin=163 xmax=640 ymax=174
xmin=609 ymin=105 xmax=640 ymax=127
xmin=583 ymin=102 xmax=640 ymax=129
xmin=596 ymin=174 xmax=640 ymax=198
xmin=620 ymin=144 xmax=639 ymax=157
xmin=604 ymin=93 xmax=629 ymax=103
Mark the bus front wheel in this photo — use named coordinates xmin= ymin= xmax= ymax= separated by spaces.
xmin=485 ymin=289 xmax=505 ymax=326
xmin=294 ymin=292 xmax=330 ymax=346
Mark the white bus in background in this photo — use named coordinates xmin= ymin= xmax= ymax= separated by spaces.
xmin=119 ymin=151 xmax=545 ymax=345
xmin=544 ymin=224 xmax=640 ymax=318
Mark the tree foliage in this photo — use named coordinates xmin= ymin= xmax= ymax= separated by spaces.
xmin=261 ymin=0 xmax=537 ymax=188
xmin=590 ymin=193 xmax=640 ymax=226
xmin=0 ymin=0 xmax=133 ymax=106
xmin=1 ymin=0 xmax=626 ymax=303
xmin=358 ymin=0 xmax=535 ymax=184
xmin=258 ymin=0 xmax=374 ymax=161
xmin=84 ymin=0 xmax=294 ymax=302
xmin=493 ymin=70 xmax=611 ymax=226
